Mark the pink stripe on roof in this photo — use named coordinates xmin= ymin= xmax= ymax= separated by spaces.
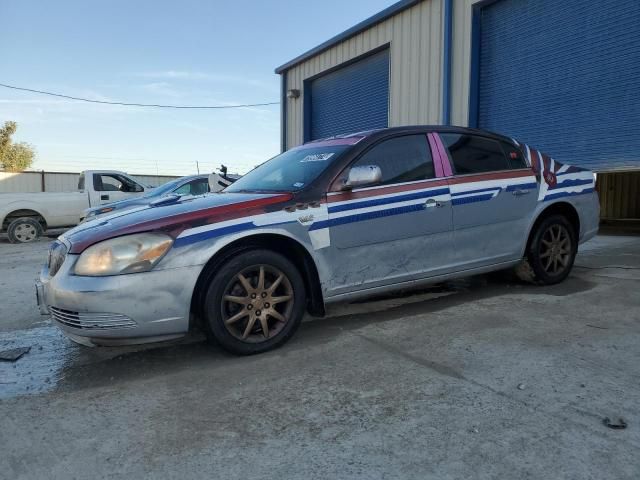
xmin=427 ymin=133 xmax=445 ymax=178
xmin=432 ymin=133 xmax=454 ymax=177
xmin=428 ymin=133 xmax=453 ymax=177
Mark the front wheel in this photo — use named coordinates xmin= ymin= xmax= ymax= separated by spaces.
xmin=516 ymin=215 xmax=577 ymax=285
xmin=203 ymin=249 xmax=306 ymax=355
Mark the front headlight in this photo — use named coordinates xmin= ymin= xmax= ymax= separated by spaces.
xmin=74 ymin=233 xmax=173 ymax=276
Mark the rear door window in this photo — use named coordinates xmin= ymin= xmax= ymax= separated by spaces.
xmin=500 ymin=141 xmax=527 ymax=169
xmin=440 ymin=134 xmax=511 ymax=174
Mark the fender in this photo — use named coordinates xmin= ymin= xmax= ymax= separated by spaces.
xmin=520 ymin=199 xmax=582 ymax=257
xmin=0 ymin=199 xmax=48 ymax=228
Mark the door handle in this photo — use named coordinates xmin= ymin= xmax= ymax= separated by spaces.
xmin=101 ymin=194 xmax=110 ymax=200
xmin=512 ymin=189 xmax=531 ymax=196
xmin=425 ymin=198 xmax=445 ymax=208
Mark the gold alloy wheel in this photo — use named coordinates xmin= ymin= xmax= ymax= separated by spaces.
xmin=539 ymin=224 xmax=572 ymax=275
xmin=221 ymin=265 xmax=294 ymax=343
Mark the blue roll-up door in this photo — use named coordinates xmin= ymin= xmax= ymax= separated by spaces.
xmin=308 ymin=49 xmax=389 ymax=140
xmin=476 ymin=0 xmax=640 ymax=172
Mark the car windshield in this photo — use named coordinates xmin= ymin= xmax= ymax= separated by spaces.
xmin=143 ymin=178 xmax=188 ymax=198
xmin=224 ymin=145 xmax=349 ymax=193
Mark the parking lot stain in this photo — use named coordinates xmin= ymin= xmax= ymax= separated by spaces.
xmin=354 ymin=332 xmax=466 ymax=380
xmin=0 ymin=325 xmax=82 ymax=398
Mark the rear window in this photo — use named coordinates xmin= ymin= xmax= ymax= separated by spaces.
xmin=440 ymin=134 xmax=511 ymax=174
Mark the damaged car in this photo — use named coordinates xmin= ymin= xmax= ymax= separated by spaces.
xmin=36 ymin=126 xmax=599 ymax=355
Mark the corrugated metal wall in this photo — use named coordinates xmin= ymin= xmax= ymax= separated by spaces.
xmin=309 ymin=49 xmax=390 ymax=140
xmin=0 ymin=172 xmax=178 ymax=193
xmin=284 ymin=0 xmax=443 ymax=148
xmin=449 ymin=0 xmax=639 ymax=221
xmin=451 ymin=0 xmax=479 ymax=127
xmin=477 ymin=0 xmax=640 ymax=172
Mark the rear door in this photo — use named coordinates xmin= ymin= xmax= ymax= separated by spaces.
xmin=323 ymin=134 xmax=454 ymax=295
xmin=438 ymin=133 xmax=537 ymax=267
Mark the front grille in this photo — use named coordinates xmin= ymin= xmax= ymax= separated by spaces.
xmin=47 ymin=241 xmax=67 ymax=277
xmin=49 ymin=307 xmax=137 ymax=330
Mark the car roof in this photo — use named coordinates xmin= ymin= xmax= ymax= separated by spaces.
xmin=173 ymin=174 xmax=209 ymax=183
xmin=308 ymin=125 xmax=517 ymax=145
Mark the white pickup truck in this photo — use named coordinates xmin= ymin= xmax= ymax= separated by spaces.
xmin=0 ymin=170 xmax=149 ymax=243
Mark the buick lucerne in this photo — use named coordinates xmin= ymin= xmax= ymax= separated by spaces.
xmin=37 ymin=127 xmax=599 ymax=355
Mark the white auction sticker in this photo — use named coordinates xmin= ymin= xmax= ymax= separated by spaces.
xmin=300 ymin=153 xmax=335 ymax=162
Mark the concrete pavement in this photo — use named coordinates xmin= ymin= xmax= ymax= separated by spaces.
xmin=1 ymin=235 xmax=639 ymax=479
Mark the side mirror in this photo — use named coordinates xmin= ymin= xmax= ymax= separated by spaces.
xmin=343 ymin=165 xmax=382 ymax=190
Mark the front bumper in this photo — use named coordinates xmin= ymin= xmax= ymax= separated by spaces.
xmin=39 ymin=254 xmax=203 ymax=345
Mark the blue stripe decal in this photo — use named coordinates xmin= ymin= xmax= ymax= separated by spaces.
xmin=505 ymin=182 xmax=538 ymax=192
xmin=174 ymin=222 xmax=255 ymax=247
xmin=549 ymin=178 xmax=593 ymax=189
xmin=174 ymin=220 xmax=299 ymax=247
xmin=328 ymin=187 xmax=449 ymax=213
xmin=556 ymin=168 xmax=588 ymax=177
xmin=544 ymin=188 xmax=594 ymax=201
xmin=451 ymin=193 xmax=495 ymax=206
xmin=310 ymin=203 xmax=426 ymax=231
xmin=451 ymin=186 xmax=501 ymax=196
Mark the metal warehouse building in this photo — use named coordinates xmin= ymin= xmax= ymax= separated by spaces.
xmin=275 ymin=0 xmax=640 ymax=221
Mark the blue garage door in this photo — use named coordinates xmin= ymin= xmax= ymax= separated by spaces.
xmin=476 ymin=0 xmax=640 ymax=171
xmin=308 ymin=49 xmax=389 ymax=140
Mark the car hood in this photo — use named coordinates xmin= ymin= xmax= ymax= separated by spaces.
xmin=86 ymin=196 xmax=151 ymax=214
xmin=64 ymin=192 xmax=293 ymax=254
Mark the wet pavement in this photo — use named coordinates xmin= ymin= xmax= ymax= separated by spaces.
xmin=1 ymin=234 xmax=639 ymax=479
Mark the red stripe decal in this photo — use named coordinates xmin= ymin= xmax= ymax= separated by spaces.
xmin=529 ymin=149 xmax=540 ymax=173
xmin=327 ymin=179 xmax=449 ymax=203
xmin=69 ymin=194 xmax=292 ymax=254
xmin=448 ymin=169 xmax=532 ymax=185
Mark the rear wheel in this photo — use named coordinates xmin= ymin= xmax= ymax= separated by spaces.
xmin=203 ymin=249 xmax=306 ymax=355
xmin=516 ymin=214 xmax=577 ymax=285
xmin=7 ymin=217 xmax=43 ymax=243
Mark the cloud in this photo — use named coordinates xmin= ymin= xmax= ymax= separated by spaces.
xmin=139 ymin=82 xmax=183 ymax=97
xmin=130 ymin=70 xmax=278 ymax=91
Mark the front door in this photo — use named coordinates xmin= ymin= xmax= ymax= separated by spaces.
xmin=322 ymin=134 xmax=454 ymax=296
xmin=92 ymin=173 xmax=144 ymax=205
xmin=438 ymin=133 xmax=538 ymax=268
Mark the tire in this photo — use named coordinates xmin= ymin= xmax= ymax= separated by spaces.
xmin=203 ymin=249 xmax=306 ymax=355
xmin=7 ymin=217 xmax=43 ymax=244
xmin=516 ymin=214 xmax=577 ymax=285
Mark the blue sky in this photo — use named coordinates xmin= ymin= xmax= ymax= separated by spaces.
xmin=1 ymin=0 xmax=393 ymax=176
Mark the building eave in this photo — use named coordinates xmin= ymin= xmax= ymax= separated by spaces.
xmin=274 ymin=0 xmax=422 ymax=74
